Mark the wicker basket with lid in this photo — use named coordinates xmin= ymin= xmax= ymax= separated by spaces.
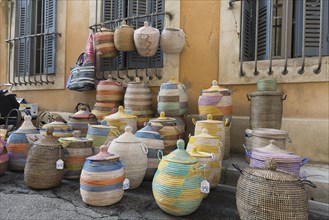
xmin=114 ymin=20 xmax=135 ymax=52
xmin=134 ymin=21 xmax=160 ymax=57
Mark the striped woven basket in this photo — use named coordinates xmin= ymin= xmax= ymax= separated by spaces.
xmin=152 ymin=140 xmax=204 ymax=216
xmin=157 ymin=77 xmax=188 ymax=116
xmin=24 ymin=128 xmax=64 ymax=189
xmin=80 ymin=145 xmax=124 ymax=206
xmin=95 ymin=27 xmax=117 ymax=58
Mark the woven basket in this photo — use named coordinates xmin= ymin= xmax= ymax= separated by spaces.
xmin=251 ymin=128 xmax=291 ymax=150
xmin=160 ymin=28 xmax=185 ymax=54
xmin=94 ymin=27 xmax=117 ymax=58
xmin=134 ymin=21 xmax=160 ymax=57
xmin=80 ymin=145 xmax=124 ymax=206
xmin=86 ymin=125 xmax=119 ymax=154
xmin=95 ymin=77 xmax=124 ymax=102
xmin=223 ymin=123 xmax=231 ymax=160
xmin=247 ymin=91 xmax=286 ymax=129
xmin=257 ymin=79 xmax=277 ymax=91
xmin=59 ymin=131 xmax=93 ymax=179
xmin=152 ymin=140 xmax=204 ymax=216
xmin=0 ymin=139 xmax=9 ymax=175
xmin=67 ymin=106 xmax=99 ymax=137
xmin=171 ymin=116 xmax=185 ymax=140
xmin=108 ymin=126 xmax=148 ymax=189
xmin=40 ymin=116 xmax=73 ymax=138
xmin=7 ymin=115 xmax=39 ymax=171
xmin=114 ymin=20 xmax=135 ymax=52
xmin=236 ymin=159 xmax=310 ymax=220
xmin=24 ymin=128 xmax=64 ymax=189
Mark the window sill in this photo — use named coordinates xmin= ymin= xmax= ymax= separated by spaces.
xmin=11 ymin=74 xmax=65 ymax=91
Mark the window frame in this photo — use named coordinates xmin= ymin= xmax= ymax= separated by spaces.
xmin=89 ymin=0 xmax=181 ymax=86
xmin=7 ymin=0 xmax=66 ymax=91
xmin=219 ymin=0 xmax=329 ymax=85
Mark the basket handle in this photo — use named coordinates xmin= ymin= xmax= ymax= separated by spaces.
xmin=300 ymin=157 xmax=309 ymax=166
xmin=192 ymin=117 xmax=197 ymax=126
xmin=243 ymin=144 xmax=253 ymax=159
xmin=246 ymin=94 xmax=251 ymax=101
xmin=157 ymin=150 xmax=163 ymax=160
xmin=232 ymin=163 xmax=243 ymax=174
xmin=301 ymin=179 xmax=317 ymax=188
xmin=140 ymin=143 xmax=148 ymax=155
xmin=282 ymin=94 xmax=287 ymax=101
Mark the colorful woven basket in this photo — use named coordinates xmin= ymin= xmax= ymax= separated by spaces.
xmin=80 ymin=145 xmax=124 ymax=206
xmin=108 ymin=126 xmax=148 ymax=189
xmin=40 ymin=116 xmax=73 ymax=138
xmin=157 ymin=77 xmax=188 ymax=116
xmin=135 ymin=124 xmax=164 ymax=180
xmin=86 ymin=125 xmax=120 ymax=154
xmin=114 ymin=20 xmax=135 ymax=52
xmin=59 ymin=130 xmax=93 ymax=179
xmin=94 ymin=27 xmax=117 ymax=58
xmin=67 ymin=106 xmax=99 ymax=136
xmin=7 ymin=115 xmax=40 ymax=171
xmin=152 ymin=139 xmax=204 ymax=216
xmin=24 ymin=128 xmax=64 ymax=189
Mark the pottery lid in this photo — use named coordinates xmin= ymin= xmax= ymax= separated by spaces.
xmin=87 ymin=145 xmax=119 ymax=161
xmin=16 ymin=115 xmax=38 ymax=133
xmin=59 ymin=130 xmax=93 ymax=144
xmin=104 ymin=106 xmax=137 ymax=120
xmin=134 ymin=21 xmax=159 ymax=35
xmin=69 ymin=106 xmax=97 ymax=120
xmin=163 ymin=139 xmax=197 ymax=164
xmin=35 ymin=127 xmax=61 ymax=147
xmin=149 ymin=112 xmax=176 ymax=124
xmin=254 ymin=140 xmax=290 ymax=154
xmin=197 ymin=114 xmax=224 ymax=125
xmin=244 ymin=158 xmax=300 ymax=182
xmin=113 ymin=126 xmax=141 ymax=143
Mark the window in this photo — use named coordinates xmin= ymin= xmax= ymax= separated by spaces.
xmin=242 ymin=0 xmax=329 ymax=62
xmin=7 ymin=0 xmax=60 ymax=86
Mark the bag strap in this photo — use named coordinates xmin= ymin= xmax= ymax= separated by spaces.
xmin=76 ymin=53 xmax=86 ymax=66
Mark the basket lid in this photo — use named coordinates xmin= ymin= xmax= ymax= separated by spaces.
xmin=87 ymin=145 xmax=119 ymax=161
xmin=104 ymin=106 xmax=137 ymax=120
xmin=113 ymin=126 xmax=141 ymax=143
xmin=149 ymin=112 xmax=176 ymax=124
xmin=42 ymin=116 xmax=72 ymax=129
xmin=163 ymin=140 xmax=197 ymax=164
xmin=59 ymin=130 xmax=93 ymax=146
xmin=69 ymin=106 xmax=97 ymax=120
xmin=197 ymin=114 xmax=225 ymax=125
xmin=245 ymin=158 xmax=300 ymax=182
xmin=201 ymin=80 xmax=229 ymax=93
xmin=16 ymin=115 xmax=38 ymax=133
xmin=254 ymin=140 xmax=290 ymax=154
xmin=194 ymin=128 xmax=218 ymax=139
xmin=134 ymin=21 xmax=159 ymax=35
xmin=35 ymin=127 xmax=61 ymax=146
xmin=188 ymin=147 xmax=213 ymax=158
xmin=252 ymin=128 xmax=288 ymax=138
xmin=117 ymin=20 xmax=133 ymax=29
xmin=249 ymin=90 xmax=284 ymax=96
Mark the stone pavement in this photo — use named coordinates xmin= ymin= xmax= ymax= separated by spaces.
xmin=0 ymin=172 xmax=328 ymax=220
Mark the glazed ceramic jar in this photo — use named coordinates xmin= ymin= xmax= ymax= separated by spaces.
xmin=24 ymin=128 xmax=64 ymax=189
xmin=108 ymin=126 xmax=148 ymax=189
xmin=135 ymin=124 xmax=164 ymax=180
xmin=152 ymin=139 xmax=204 ymax=216
xmin=80 ymin=145 xmax=125 ymax=206
xmin=67 ymin=106 xmax=99 ymax=136
xmin=7 ymin=115 xmax=40 ymax=171
xmin=157 ymin=77 xmax=188 ymax=116
xmin=134 ymin=21 xmax=160 ymax=57
xmin=59 ymin=130 xmax=93 ymax=179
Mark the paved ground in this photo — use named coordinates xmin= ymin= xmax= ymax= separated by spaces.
xmin=0 ymin=172 xmax=327 ymax=220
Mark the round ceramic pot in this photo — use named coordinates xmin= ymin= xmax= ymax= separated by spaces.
xmin=80 ymin=145 xmax=124 ymax=206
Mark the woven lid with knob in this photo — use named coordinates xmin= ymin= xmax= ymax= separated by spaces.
xmin=202 ymin=80 xmax=230 ymax=93
xmin=254 ymin=140 xmax=290 ymax=154
xmin=70 ymin=106 xmax=97 ymax=120
xmin=134 ymin=21 xmax=159 ymax=35
xmin=113 ymin=126 xmax=141 ymax=143
xmin=163 ymin=139 xmax=198 ymax=164
xmin=104 ymin=106 xmax=137 ymax=120
xmin=35 ymin=127 xmax=61 ymax=146
xmin=59 ymin=130 xmax=93 ymax=143
xmin=16 ymin=115 xmax=39 ymax=133
xmin=149 ymin=112 xmax=176 ymax=124
xmin=87 ymin=145 xmax=119 ymax=161
xmin=197 ymin=114 xmax=225 ymax=124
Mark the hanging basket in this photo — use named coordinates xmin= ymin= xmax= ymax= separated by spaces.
xmin=160 ymin=27 xmax=185 ymax=54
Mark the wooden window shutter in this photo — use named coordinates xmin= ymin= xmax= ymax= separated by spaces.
xmin=257 ymin=0 xmax=272 ymax=60
xmin=101 ymin=0 xmax=126 ymax=71
xmin=294 ymin=0 xmax=329 ymax=57
xmin=43 ymin=0 xmax=57 ymax=74
xmin=242 ymin=0 xmax=255 ymax=61
xmin=15 ymin=0 xmax=32 ymax=77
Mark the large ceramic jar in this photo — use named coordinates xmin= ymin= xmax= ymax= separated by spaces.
xmin=94 ymin=27 xmax=117 ymax=58
xmin=187 ymin=129 xmax=222 ymax=188
xmin=59 ymin=131 xmax=93 ymax=179
xmin=198 ymin=80 xmax=232 ymax=122
xmin=134 ymin=21 xmax=160 ymax=57
xmin=80 ymin=145 xmax=125 ymax=206
xmin=108 ymin=126 xmax=148 ymax=189
xmin=194 ymin=114 xmax=225 ymax=154
xmin=92 ymin=77 xmax=124 ymax=121
xmin=149 ymin=112 xmax=179 ymax=155
xmin=124 ymin=77 xmax=153 ymax=129
xmin=157 ymin=77 xmax=188 ymax=117
xmin=7 ymin=115 xmax=40 ymax=171
xmin=114 ymin=20 xmax=135 ymax=52
xmin=0 ymin=138 xmax=9 ymax=175
xmin=160 ymin=28 xmax=185 ymax=54
xmin=24 ymin=128 xmax=64 ymax=189
xmin=152 ymin=139 xmax=204 ymax=216
xmin=135 ymin=124 xmax=164 ymax=180
xmin=40 ymin=116 xmax=73 ymax=138
xmin=67 ymin=106 xmax=99 ymax=136
xmin=102 ymin=106 xmax=138 ymax=134
xmin=245 ymin=140 xmax=308 ymax=176
xmin=236 ymin=159 xmax=313 ymax=220
xmin=86 ymin=125 xmax=120 ymax=154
